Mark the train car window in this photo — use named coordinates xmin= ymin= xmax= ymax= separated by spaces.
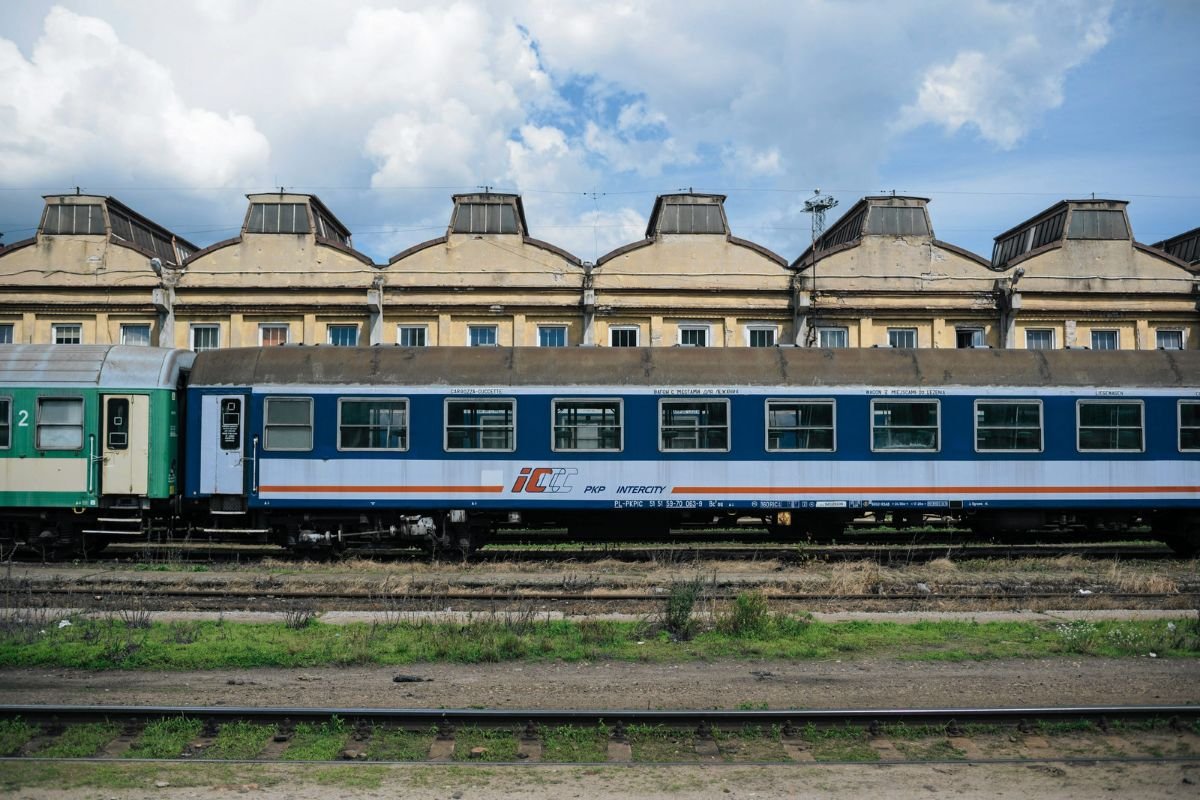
xmin=766 ymin=400 xmax=835 ymax=451
xmin=974 ymin=401 xmax=1042 ymax=452
xmin=871 ymin=400 xmax=939 ymax=451
xmin=36 ymin=397 xmax=84 ymax=450
xmin=0 ymin=397 xmax=10 ymax=449
xmin=660 ymin=400 xmax=729 ymax=451
xmin=105 ymin=398 xmax=129 ymax=450
xmin=553 ymin=399 xmax=622 ymax=451
xmin=445 ymin=400 xmax=515 ymax=451
xmin=263 ymin=397 xmax=313 ymax=451
xmin=1077 ymin=401 xmax=1143 ymax=452
xmin=1180 ymin=402 xmax=1200 ymax=451
xmin=338 ymin=398 xmax=408 ymax=451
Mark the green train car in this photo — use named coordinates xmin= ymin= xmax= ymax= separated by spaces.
xmin=0 ymin=345 xmax=194 ymax=553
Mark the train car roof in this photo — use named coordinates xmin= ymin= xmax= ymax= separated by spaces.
xmin=0 ymin=345 xmax=195 ymax=389
xmin=189 ymin=346 xmax=1200 ymax=389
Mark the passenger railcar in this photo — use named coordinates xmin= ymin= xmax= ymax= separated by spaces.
xmin=185 ymin=346 xmax=1200 ymax=554
xmin=0 ymin=345 xmax=193 ymax=554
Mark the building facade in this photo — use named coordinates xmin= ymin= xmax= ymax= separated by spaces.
xmin=1 ymin=190 xmax=1195 ymax=351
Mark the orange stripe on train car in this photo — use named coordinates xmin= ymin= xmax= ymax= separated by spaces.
xmin=670 ymin=485 xmax=1200 ymax=495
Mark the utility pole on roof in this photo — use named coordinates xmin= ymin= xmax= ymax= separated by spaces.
xmin=802 ymin=189 xmax=838 ymax=347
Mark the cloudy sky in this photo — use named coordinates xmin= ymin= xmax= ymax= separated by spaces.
xmin=1 ymin=0 xmax=1197 ymax=264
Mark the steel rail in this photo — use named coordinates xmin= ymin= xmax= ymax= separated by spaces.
xmin=3 ymin=704 xmax=1196 ymax=730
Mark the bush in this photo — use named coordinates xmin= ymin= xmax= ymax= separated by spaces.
xmin=718 ymin=592 xmax=771 ymax=637
xmin=663 ymin=580 xmax=703 ymax=640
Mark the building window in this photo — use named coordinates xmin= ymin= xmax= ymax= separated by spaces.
xmin=468 ymin=325 xmax=498 ymax=347
xmin=956 ymin=328 xmax=984 ymax=348
xmin=609 ymin=327 xmax=639 ymax=347
xmin=36 ymin=397 xmax=83 ymax=450
xmin=338 ymin=399 xmax=407 ymax=450
xmin=887 ymin=328 xmax=917 ymax=349
xmin=0 ymin=397 xmax=10 ymax=449
xmin=1025 ymin=329 xmax=1055 ymax=350
xmin=678 ymin=326 xmax=709 ymax=347
xmin=871 ymin=400 xmax=939 ymax=451
xmin=657 ymin=203 xmax=725 ymax=234
xmin=52 ymin=324 xmax=82 ymax=345
xmin=191 ymin=325 xmax=220 ymax=352
xmin=865 ymin=206 xmax=929 ymax=236
xmin=327 ymin=325 xmax=358 ymax=347
xmin=445 ymin=399 xmax=515 ymax=451
xmin=975 ymin=401 xmax=1042 ymax=452
xmin=41 ymin=204 xmax=105 ymax=235
xmin=1090 ymin=330 xmax=1118 ymax=350
xmin=1156 ymin=329 xmax=1184 ymax=350
xmin=553 ymin=399 xmax=622 ymax=451
xmin=1179 ymin=402 xmax=1200 ymax=451
xmin=120 ymin=324 xmax=151 ymax=346
xmin=538 ymin=326 xmax=567 ymax=348
xmin=398 ymin=325 xmax=427 ymax=347
xmin=259 ymin=324 xmax=289 ymax=347
xmin=0 ymin=324 xmax=13 ymax=344
xmin=451 ymin=203 xmax=519 ymax=234
xmin=660 ymin=399 xmax=729 ymax=451
xmin=1067 ymin=209 xmax=1129 ymax=240
xmin=767 ymin=400 xmax=835 ymax=451
xmin=818 ymin=327 xmax=848 ymax=348
xmin=264 ymin=397 xmax=313 ymax=451
xmin=1078 ymin=401 xmax=1143 ymax=452
xmin=746 ymin=326 xmax=776 ymax=348
xmin=247 ymin=203 xmax=310 ymax=234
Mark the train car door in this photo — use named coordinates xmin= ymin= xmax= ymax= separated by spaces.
xmin=199 ymin=395 xmax=247 ymax=494
xmin=101 ymin=394 xmax=149 ymax=495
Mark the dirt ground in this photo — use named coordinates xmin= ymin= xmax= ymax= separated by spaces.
xmin=2 ymin=656 xmax=1195 ymax=709
xmin=1 ymin=761 xmax=1197 ymax=800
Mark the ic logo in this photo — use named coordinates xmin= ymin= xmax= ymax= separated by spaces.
xmin=511 ymin=467 xmax=578 ymax=494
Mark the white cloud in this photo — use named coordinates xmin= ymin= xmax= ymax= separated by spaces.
xmin=895 ymin=2 xmax=1112 ymax=148
xmin=0 ymin=6 xmax=269 ymax=186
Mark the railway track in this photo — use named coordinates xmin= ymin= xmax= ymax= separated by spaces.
xmin=1 ymin=704 xmax=1196 ymax=765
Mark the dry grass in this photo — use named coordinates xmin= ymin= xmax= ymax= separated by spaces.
xmin=825 ymin=560 xmax=883 ymax=595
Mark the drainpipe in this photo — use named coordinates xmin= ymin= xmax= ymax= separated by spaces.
xmin=581 ymin=263 xmax=596 ymax=345
xmin=995 ymin=267 xmax=1024 ymax=349
xmin=368 ymin=276 xmax=384 ymax=346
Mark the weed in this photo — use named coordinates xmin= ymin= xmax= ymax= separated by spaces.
xmin=36 ymin=722 xmax=121 ymax=758
xmin=627 ymin=724 xmax=702 ymax=762
xmin=282 ymin=718 xmax=348 ymax=760
xmin=206 ymin=722 xmax=275 ymax=760
xmin=366 ymin=727 xmax=432 ymax=761
xmin=284 ymin=607 xmax=317 ymax=630
xmin=0 ymin=718 xmax=37 ymax=755
xmin=125 ymin=717 xmax=203 ymax=759
xmin=541 ymin=725 xmax=608 ymax=762
xmin=662 ymin=580 xmax=703 ymax=641
xmin=451 ymin=726 xmax=519 ymax=761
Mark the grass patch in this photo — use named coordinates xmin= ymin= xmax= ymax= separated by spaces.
xmin=801 ymin=724 xmax=880 ymax=763
xmin=451 ymin=726 xmax=519 ymax=762
xmin=717 ymin=725 xmax=788 ymax=762
xmin=124 ymin=717 xmax=202 ymax=759
xmin=541 ymin=725 xmax=609 ymax=762
xmin=894 ymin=738 xmax=968 ymax=761
xmin=206 ymin=721 xmax=275 ymax=760
xmin=36 ymin=722 xmax=120 ymax=758
xmin=366 ymin=727 xmax=432 ymax=761
xmin=1 ymin=615 xmax=1195 ymax=670
xmin=0 ymin=718 xmax=38 ymax=755
xmin=628 ymin=724 xmax=702 ymax=762
xmin=282 ymin=719 xmax=349 ymax=761
xmin=310 ymin=765 xmax=387 ymax=789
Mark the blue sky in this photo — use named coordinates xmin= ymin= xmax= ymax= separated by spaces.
xmin=0 ymin=1 xmax=1196 ymax=265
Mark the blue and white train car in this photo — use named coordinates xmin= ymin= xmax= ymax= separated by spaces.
xmin=184 ymin=346 xmax=1200 ymax=552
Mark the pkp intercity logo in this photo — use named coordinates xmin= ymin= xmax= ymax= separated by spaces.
xmin=511 ymin=467 xmax=577 ymax=494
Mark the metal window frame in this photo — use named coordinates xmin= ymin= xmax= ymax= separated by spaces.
xmin=190 ymin=324 xmax=220 ymax=352
xmin=0 ymin=323 xmax=13 ymax=344
xmin=955 ymin=327 xmax=984 ymax=348
xmin=550 ymin=397 xmax=624 ymax=453
xmin=1179 ymin=400 xmax=1200 ymax=452
xmin=869 ymin=398 xmax=941 ymax=453
xmin=817 ymin=326 xmax=849 ymax=348
xmin=258 ymin=323 xmax=290 ymax=347
xmin=467 ymin=325 xmax=499 ymax=347
xmin=677 ymin=324 xmax=711 ymax=348
xmin=1156 ymin=329 xmax=1184 ymax=350
xmin=0 ymin=396 xmax=10 ymax=450
xmin=263 ymin=396 xmax=314 ymax=452
xmin=397 ymin=325 xmax=428 ymax=347
xmin=537 ymin=325 xmax=568 ymax=348
xmin=443 ymin=397 xmax=516 ymax=452
xmin=886 ymin=327 xmax=917 ymax=349
xmin=336 ymin=397 xmax=409 ymax=452
xmin=658 ymin=397 xmax=731 ymax=453
xmin=326 ymin=324 xmax=360 ymax=347
xmin=35 ymin=395 xmax=84 ymax=451
xmin=1024 ymin=328 xmax=1056 ymax=350
xmin=973 ymin=399 xmax=1044 ymax=453
xmin=119 ymin=323 xmax=152 ymax=346
xmin=1089 ymin=329 xmax=1119 ymax=351
xmin=608 ymin=326 xmax=640 ymax=347
xmin=1076 ymin=399 xmax=1144 ymax=453
xmin=745 ymin=325 xmax=778 ymax=348
xmin=52 ymin=323 xmax=82 ymax=345
xmin=764 ymin=398 xmax=836 ymax=453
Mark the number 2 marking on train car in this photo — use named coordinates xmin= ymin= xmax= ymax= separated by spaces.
xmin=16 ymin=410 xmax=28 ymax=427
